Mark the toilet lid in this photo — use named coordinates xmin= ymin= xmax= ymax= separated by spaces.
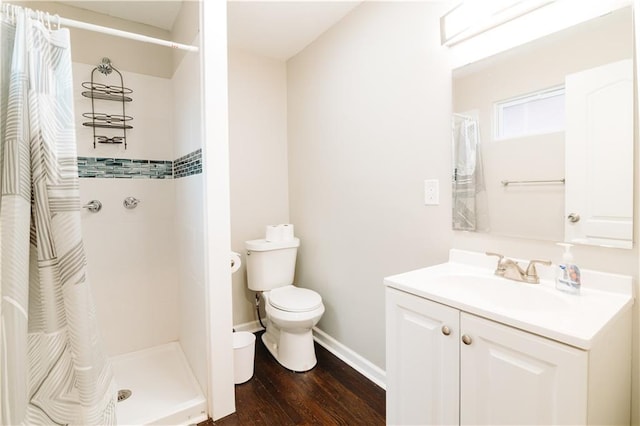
xmin=269 ymin=286 xmax=322 ymax=312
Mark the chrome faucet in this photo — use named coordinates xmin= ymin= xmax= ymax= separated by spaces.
xmin=486 ymin=252 xmax=551 ymax=284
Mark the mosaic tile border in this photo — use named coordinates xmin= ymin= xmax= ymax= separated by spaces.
xmin=174 ymin=148 xmax=202 ymax=179
xmin=77 ymin=149 xmax=203 ymax=179
xmin=77 ymin=157 xmax=173 ymax=179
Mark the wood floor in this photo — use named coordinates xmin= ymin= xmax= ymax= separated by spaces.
xmin=208 ymin=331 xmax=386 ymax=425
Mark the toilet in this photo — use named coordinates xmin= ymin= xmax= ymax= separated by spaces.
xmin=245 ymin=237 xmax=324 ymax=372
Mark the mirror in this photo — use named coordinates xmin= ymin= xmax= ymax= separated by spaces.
xmin=452 ymin=6 xmax=634 ymax=248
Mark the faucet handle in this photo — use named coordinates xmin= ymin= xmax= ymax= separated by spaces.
xmin=486 ymin=252 xmax=504 ymax=261
xmin=485 ymin=251 xmax=504 ymax=271
xmin=486 ymin=252 xmax=506 ymax=275
xmin=525 ymin=259 xmax=552 ymax=283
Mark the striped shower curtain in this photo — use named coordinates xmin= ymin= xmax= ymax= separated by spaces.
xmin=0 ymin=5 xmax=116 ymax=425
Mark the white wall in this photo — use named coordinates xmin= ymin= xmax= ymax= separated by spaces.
xmin=73 ymin=62 xmax=179 ymax=356
xmin=287 ymin=1 xmax=453 ymax=370
xmin=173 ymin=33 xmax=206 ymax=391
xmin=228 ymin=48 xmax=290 ymax=326
xmin=171 ymin=0 xmax=200 ymax=73
xmin=202 ymin=0 xmax=235 ymax=418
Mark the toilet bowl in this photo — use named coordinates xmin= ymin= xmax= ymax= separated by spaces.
xmin=245 ymin=237 xmax=324 ymax=372
xmin=261 ymin=286 xmax=325 ymax=372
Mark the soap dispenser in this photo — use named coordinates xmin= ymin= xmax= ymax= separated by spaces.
xmin=556 ymin=243 xmax=581 ymax=295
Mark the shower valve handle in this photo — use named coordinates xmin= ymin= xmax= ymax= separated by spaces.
xmin=82 ymin=200 xmax=102 ymax=213
xmin=123 ymin=196 xmax=140 ymax=209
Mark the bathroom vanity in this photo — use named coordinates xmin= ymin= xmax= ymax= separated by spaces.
xmin=384 ymin=250 xmax=633 ymax=425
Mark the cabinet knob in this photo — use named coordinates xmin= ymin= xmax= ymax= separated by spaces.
xmin=441 ymin=325 xmax=451 ymax=336
xmin=461 ymin=334 xmax=472 ymax=345
xmin=567 ymin=213 xmax=580 ymax=223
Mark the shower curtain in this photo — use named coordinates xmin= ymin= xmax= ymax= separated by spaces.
xmin=0 ymin=5 xmax=116 ymax=425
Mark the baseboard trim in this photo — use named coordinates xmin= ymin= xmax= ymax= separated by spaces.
xmin=312 ymin=327 xmax=386 ymax=390
xmin=233 ymin=321 xmax=386 ymax=390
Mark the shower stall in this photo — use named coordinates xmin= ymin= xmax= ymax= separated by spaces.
xmin=1 ymin=0 xmax=235 ymax=424
xmin=75 ymin=50 xmax=207 ymax=423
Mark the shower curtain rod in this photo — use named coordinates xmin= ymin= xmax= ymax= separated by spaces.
xmin=14 ymin=6 xmax=199 ymax=52
xmin=59 ymin=16 xmax=199 ymax=52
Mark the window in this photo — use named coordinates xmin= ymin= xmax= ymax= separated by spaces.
xmin=494 ymin=86 xmax=565 ymax=140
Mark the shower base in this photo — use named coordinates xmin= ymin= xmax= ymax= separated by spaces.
xmin=111 ymin=342 xmax=207 ymax=425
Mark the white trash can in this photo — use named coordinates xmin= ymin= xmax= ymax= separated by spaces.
xmin=233 ymin=331 xmax=256 ymax=384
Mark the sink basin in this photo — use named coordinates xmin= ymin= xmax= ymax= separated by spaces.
xmin=434 ymin=273 xmax=570 ymax=312
xmin=383 ymin=249 xmax=634 ymax=350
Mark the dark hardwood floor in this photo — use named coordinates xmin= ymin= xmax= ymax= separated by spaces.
xmin=208 ymin=331 xmax=386 ymax=425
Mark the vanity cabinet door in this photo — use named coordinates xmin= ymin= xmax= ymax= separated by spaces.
xmin=459 ymin=313 xmax=588 ymax=425
xmin=386 ymin=288 xmax=459 ymax=425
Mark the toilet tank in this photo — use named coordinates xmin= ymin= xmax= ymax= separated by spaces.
xmin=245 ymin=238 xmax=300 ymax=291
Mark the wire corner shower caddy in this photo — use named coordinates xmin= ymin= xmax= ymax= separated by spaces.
xmin=82 ymin=57 xmax=133 ymax=148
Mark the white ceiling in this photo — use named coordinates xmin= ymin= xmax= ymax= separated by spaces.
xmin=227 ymin=1 xmax=362 ymax=60
xmin=57 ymin=1 xmax=183 ymax=31
xmin=56 ymin=1 xmax=362 ymax=61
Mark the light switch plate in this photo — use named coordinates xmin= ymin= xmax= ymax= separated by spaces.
xmin=424 ymin=179 xmax=439 ymax=205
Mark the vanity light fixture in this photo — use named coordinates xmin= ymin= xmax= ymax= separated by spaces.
xmin=440 ymin=0 xmax=556 ymax=46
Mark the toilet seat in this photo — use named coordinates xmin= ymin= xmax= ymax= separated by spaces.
xmin=268 ymin=285 xmax=322 ymax=312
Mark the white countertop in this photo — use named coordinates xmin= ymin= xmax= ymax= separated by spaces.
xmin=384 ymin=249 xmax=633 ymax=350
